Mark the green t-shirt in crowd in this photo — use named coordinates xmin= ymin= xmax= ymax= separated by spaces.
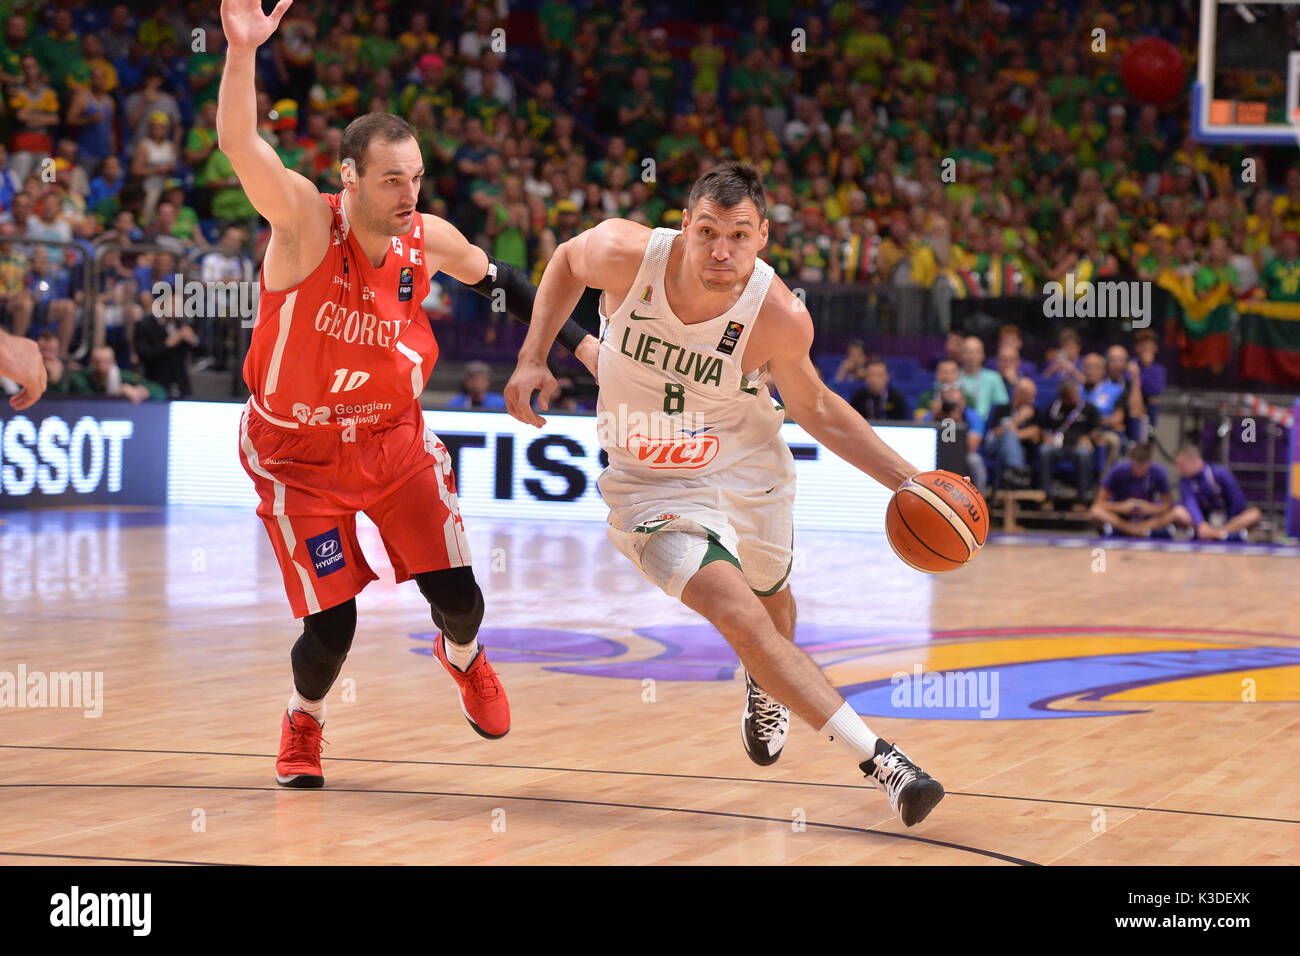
xmin=539 ymin=0 xmax=577 ymax=47
xmin=202 ymin=150 xmax=258 ymax=222
xmin=1261 ymin=257 xmax=1300 ymax=302
xmin=490 ymin=206 xmax=527 ymax=270
xmin=188 ymin=52 xmax=223 ymax=108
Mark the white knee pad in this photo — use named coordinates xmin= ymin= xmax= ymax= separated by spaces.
xmin=637 ymin=530 xmax=711 ymax=598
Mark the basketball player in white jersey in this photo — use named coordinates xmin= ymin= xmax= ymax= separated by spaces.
xmin=505 ymin=162 xmax=945 ymax=826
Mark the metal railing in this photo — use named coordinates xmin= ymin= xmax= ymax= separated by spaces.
xmin=90 ymin=241 xmax=257 ymax=394
xmin=0 ymin=238 xmax=94 ymax=359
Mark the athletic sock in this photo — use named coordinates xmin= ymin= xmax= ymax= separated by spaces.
xmin=288 ymin=690 xmax=325 ymax=725
xmin=444 ymin=634 xmax=480 ymax=672
xmin=819 ymin=702 xmax=879 ymax=763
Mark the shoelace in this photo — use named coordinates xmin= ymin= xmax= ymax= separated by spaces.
xmin=467 ymin=665 xmax=502 ymax=700
xmin=871 ymin=748 xmax=920 ymax=810
xmin=285 ymin=716 xmax=325 ymax=763
xmin=748 ymin=683 xmax=789 ymax=743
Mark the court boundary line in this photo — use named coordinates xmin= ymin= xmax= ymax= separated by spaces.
xmin=0 ymin=850 xmax=228 ymax=866
xmin=0 ymin=783 xmax=1035 ymax=866
xmin=2 ymin=744 xmax=1296 ymax=826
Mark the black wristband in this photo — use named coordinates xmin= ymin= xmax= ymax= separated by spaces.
xmin=556 ymin=315 xmax=590 ymax=355
xmin=469 ymin=254 xmax=591 ymax=358
xmin=469 ymin=255 xmax=535 ymax=319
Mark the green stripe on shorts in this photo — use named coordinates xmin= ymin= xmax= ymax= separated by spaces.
xmin=700 ymin=532 xmax=742 ymax=572
xmin=752 ymin=527 xmax=795 ymax=596
xmin=751 ymin=557 xmax=793 ymax=597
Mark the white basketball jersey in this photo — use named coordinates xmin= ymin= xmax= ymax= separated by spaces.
xmin=595 ymin=227 xmax=786 ymax=479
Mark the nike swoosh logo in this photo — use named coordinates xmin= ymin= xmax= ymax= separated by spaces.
xmin=629 ymin=310 xmax=656 ymax=321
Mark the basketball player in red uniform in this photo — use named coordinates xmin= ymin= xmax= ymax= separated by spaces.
xmin=219 ymin=0 xmax=596 ymax=788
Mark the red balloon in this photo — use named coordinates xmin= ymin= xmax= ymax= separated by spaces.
xmin=1120 ymin=36 xmax=1186 ymax=106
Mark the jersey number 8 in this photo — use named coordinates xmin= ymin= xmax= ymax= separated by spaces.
xmin=663 ymin=382 xmax=685 ymax=414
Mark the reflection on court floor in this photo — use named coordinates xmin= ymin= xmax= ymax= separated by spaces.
xmin=1 ymin=507 xmax=1297 ymax=865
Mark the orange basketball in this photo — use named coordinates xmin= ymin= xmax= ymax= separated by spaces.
xmin=885 ymin=470 xmax=988 ymax=574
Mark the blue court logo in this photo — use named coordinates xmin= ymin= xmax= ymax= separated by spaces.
xmin=409 ymin=625 xmax=1300 ymax=720
xmin=305 ymin=528 xmax=345 ymax=577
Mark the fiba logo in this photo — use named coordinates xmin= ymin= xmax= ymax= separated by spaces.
xmin=314 ymin=539 xmax=339 ymax=559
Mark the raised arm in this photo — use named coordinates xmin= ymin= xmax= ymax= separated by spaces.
xmin=422 ymin=212 xmax=598 ymax=376
xmin=504 ymin=218 xmax=648 ymax=426
xmin=760 ymin=279 xmax=918 ymax=491
xmin=217 ymin=0 xmax=324 ymax=232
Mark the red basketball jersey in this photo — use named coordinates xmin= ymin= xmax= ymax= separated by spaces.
xmin=243 ymin=191 xmax=436 ymax=432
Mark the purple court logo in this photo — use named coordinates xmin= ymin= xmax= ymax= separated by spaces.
xmin=410 ymin=625 xmax=1300 ymax=721
xmin=305 ymin=528 xmax=345 ymax=577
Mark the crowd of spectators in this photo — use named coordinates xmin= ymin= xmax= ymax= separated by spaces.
xmin=835 ymin=321 xmax=1263 ymax=539
xmin=0 ymin=0 xmax=1296 ymax=405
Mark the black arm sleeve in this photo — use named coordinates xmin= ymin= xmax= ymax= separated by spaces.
xmin=467 ymin=254 xmax=590 ymax=355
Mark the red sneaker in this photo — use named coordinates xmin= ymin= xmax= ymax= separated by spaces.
xmin=433 ymin=635 xmax=511 ymax=738
xmin=276 ymin=709 xmax=325 ymax=788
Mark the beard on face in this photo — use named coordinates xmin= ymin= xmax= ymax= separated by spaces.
xmin=358 ymin=186 xmax=413 ymax=237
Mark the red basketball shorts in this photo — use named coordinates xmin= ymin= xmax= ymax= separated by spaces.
xmin=238 ymin=401 xmax=471 ymax=618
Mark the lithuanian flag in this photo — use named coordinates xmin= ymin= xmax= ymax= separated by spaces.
xmin=1239 ymin=299 xmax=1300 ymax=386
xmin=1157 ymin=268 xmax=1234 ymax=371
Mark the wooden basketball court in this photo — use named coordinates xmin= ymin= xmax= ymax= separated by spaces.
xmin=1 ymin=506 xmax=1296 ymax=865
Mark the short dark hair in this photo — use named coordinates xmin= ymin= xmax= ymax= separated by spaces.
xmin=339 ymin=113 xmax=418 ymax=177
xmin=1176 ymin=442 xmax=1203 ymax=459
xmin=687 ymin=160 xmax=767 ymax=221
xmin=866 ymin=357 xmax=888 ymax=371
xmin=1129 ymin=443 xmax=1153 ymax=463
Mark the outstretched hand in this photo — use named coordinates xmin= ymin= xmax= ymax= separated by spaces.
xmin=2 ymin=332 xmax=46 ymax=410
xmin=505 ymin=356 xmax=556 ymax=428
xmin=221 ymin=0 xmax=294 ymax=51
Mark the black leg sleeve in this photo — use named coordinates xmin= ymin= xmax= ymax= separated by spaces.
xmin=413 ymin=566 xmax=484 ymax=646
xmin=290 ymin=599 xmax=358 ymax=700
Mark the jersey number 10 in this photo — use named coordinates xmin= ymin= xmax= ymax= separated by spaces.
xmin=330 ymin=368 xmax=372 ymax=393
